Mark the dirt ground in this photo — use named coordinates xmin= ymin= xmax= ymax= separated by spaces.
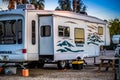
xmin=0 ymin=50 xmax=117 ymax=80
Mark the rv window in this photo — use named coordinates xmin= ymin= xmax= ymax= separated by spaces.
xmin=98 ymin=26 xmax=103 ymax=35
xmin=64 ymin=27 xmax=70 ymax=37
xmin=0 ymin=20 xmax=17 ymax=44
xmin=58 ymin=26 xmax=70 ymax=37
xmin=17 ymin=19 xmax=22 ymax=44
xmin=0 ymin=19 xmax=23 ymax=44
xmin=58 ymin=26 xmax=64 ymax=36
xmin=32 ymin=20 xmax=36 ymax=45
xmin=75 ymin=28 xmax=84 ymax=44
xmin=41 ymin=25 xmax=51 ymax=37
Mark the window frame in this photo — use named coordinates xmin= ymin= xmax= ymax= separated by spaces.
xmin=17 ymin=19 xmax=22 ymax=44
xmin=98 ymin=26 xmax=103 ymax=35
xmin=0 ymin=19 xmax=23 ymax=44
xmin=41 ymin=25 xmax=51 ymax=37
xmin=58 ymin=25 xmax=70 ymax=37
xmin=74 ymin=28 xmax=85 ymax=44
xmin=0 ymin=20 xmax=17 ymax=44
xmin=31 ymin=20 xmax=36 ymax=45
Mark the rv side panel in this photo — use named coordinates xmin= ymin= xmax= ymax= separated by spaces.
xmin=26 ymin=11 xmax=39 ymax=61
xmin=53 ymin=15 xmax=87 ymax=60
xmin=105 ymin=24 xmax=110 ymax=45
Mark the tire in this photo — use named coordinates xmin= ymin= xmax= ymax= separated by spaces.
xmin=57 ymin=61 xmax=66 ymax=69
xmin=65 ymin=61 xmax=71 ymax=69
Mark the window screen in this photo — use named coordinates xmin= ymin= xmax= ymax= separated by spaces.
xmin=98 ymin=26 xmax=103 ymax=35
xmin=75 ymin=28 xmax=84 ymax=44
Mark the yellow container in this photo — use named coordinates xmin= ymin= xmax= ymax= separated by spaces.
xmin=72 ymin=61 xmax=84 ymax=64
xmin=72 ymin=61 xmax=84 ymax=70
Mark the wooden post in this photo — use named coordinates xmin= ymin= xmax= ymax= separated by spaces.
xmin=100 ymin=45 xmax=104 ymax=55
xmin=94 ymin=57 xmax=96 ymax=64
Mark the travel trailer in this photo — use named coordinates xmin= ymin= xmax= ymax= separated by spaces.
xmin=112 ymin=35 xmax=120 ymax=57
xmin=0 ymin=4 xmax=110 ymax=68
xmin=112 ymin=35 xmax=120 ymax=44
xmin=112 ymin=36 xmax=120 ymax=80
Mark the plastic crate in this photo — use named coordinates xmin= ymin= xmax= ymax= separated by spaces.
xmin=4 ymin=67 xmax=17 ymax=75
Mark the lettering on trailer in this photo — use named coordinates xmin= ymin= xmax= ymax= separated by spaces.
xmin=0 ymin=51 xmax=12 ymax=54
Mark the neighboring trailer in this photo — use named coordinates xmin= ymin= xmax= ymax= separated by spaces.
xmin=112 ymin=35 xmax=120 ymax=80
xmin=112 ymin=35 xmax=120 ymax=44
xmin=0 ymin=4 xmax=110 ymax=68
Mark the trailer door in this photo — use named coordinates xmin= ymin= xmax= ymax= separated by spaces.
xmin=38 ymin=16 xmax=54 ymax=56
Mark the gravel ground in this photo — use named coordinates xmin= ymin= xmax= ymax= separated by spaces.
xmin=0 ymin=50 xmax=117 ymax=80
xmin=0 ymin=67 xmax=114 ymax=80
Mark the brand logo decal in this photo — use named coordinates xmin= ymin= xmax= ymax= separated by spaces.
xmin=0 ymin=51 xmax=12 ymax=54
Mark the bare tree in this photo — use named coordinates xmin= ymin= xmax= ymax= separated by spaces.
xmin=57 ymin=0 xmax=71 ymax=11
xmin=73 ymin=0 xmax=87 ymax=14
xmin=37 ymin=0 xmax=45 ymax=10
xmin=2 ymin=0 xmax=28 ymax=10
xmin=17 ymin=0 xmax=28 ymax=4
xmin=8 ymin=0 xmax=15 ymax=10
xmin=73 ymin=0 xmax=77 ymax=12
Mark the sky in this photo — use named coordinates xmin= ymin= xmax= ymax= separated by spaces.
xmin=0 ymin=0 xmax=120 ymax=20
xmin=45 ymin=0 xmax=120 ymax=20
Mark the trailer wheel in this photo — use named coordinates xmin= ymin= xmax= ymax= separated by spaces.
xmin=65 ymin=61 xmax=71 ymax=69
xmin=57 ymin=61 xmax=66 ymax=69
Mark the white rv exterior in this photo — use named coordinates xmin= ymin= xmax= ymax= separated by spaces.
xmin=0 ymin=5 xmax=110 ymax=68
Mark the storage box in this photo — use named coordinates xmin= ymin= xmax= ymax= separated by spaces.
xmin=72 ymin=61 xmax=84 ymax=70
xmin=4 ymin=67 xmax=17 ymax=75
